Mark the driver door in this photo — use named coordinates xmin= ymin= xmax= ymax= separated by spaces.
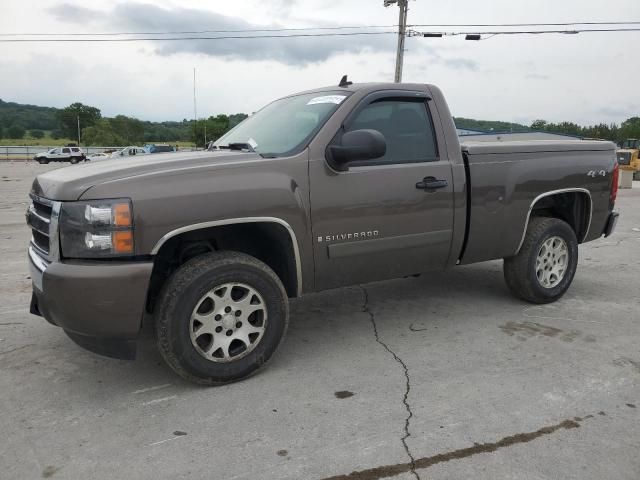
xmin=309 ymin=92 xmax=455 ymax=290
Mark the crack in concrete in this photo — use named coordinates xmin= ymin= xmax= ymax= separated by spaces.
xmin=360 ymin=286 xmax=420 ymax=480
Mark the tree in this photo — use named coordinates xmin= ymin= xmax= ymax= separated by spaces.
xmin=110 ymin=115 xmax=144 ymax=144
xmin=50 ymin=129 xmax=65 ymax=140
xmin=620 ymin=117 xmax=640 ymax=141
xmin=56 ymin=102 xmax=101 ymax=139
xmin=229 ymin=113 xmax=248 ymax=129
xmin=7 ymin=124 xmax=25 ymax=139
xmin=30 ymin=129 xmax=45 ymax=139
xmin=82 ymin=119 xmax=124 ymax=146
xmin=530 ymin=120 xmax=548 ymax=131
xmin=192 ymin=114 xmax=234 ymax=147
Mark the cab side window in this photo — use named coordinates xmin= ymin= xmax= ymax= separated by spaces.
xmin=62 ymin=148 xmax=70 ymax=154
xmin=346 ymin=98 xmax=438 ymax=166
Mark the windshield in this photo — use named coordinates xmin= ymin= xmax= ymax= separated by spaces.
xmin=213 ymin=91 xmax=350 ymax=157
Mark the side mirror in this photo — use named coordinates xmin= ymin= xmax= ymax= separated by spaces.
xmin=328 ymin=129 xmax=386 ymax=171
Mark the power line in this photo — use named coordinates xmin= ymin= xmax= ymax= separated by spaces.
xmin=1 ymin=26 xmax=638 ymax=44
xmin=0 ymin=31 xmax=396 ymax=43
xmin=3 ymin=21 xmax=639 ymax=37
xmin=0 ymin=25 xmax=397 ymax=37
xmin=411 ymin=27 xmax=640 ymax=38
xmin=409 ymin=21 xmax=640 ymax=27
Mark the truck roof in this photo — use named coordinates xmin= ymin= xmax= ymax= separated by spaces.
xmin=294 ymin=82 xmax=437 ymax=96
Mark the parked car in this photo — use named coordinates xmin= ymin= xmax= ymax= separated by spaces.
xmin=86 ymin=152 xmax=111 ymax=161
xmin=27 ymin=80 xmax=619 ymax=385
xmin=145 ymin=144 xmax=176 ymax=154
xmin=34 ymin=147 xmax=86 ymax=164
xmin=111 ymin=146 xmax=148 ymax=158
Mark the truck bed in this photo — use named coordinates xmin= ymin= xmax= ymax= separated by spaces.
xmin=459 ymin=139 xmax=617 ymax=264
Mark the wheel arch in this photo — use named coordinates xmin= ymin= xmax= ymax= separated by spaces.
xmin=515 ymin=188 xmax=592 ymax=255
xmin=146 ymin=218 xmax=302 ymax=314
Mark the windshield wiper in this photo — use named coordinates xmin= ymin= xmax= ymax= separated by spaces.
xmin=213 ymin=142 xmax=256 ymax=153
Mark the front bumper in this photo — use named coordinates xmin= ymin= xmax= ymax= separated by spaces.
xmin=603 ymin=211 xmax=619 ymax=238
xmin=29 ymin=247 xmax=154 ymax=359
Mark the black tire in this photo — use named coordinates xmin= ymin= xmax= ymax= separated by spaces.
xmin=70 ymin=157 xmax=79 ymax=164
xmin=37 ymin=158 xmax=49 ymax=164
xmin=155 ymin=251 xmax=289 ymax=385
xmin=504 ymin=217 xmax=578 ymax=304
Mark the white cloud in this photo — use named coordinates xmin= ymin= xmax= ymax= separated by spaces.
xmin=0 ymin=0 xmax=638 ymax=125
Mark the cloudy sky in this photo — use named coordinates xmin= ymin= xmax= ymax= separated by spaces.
xmin=1 ymin=0 xmax=638 ymax=125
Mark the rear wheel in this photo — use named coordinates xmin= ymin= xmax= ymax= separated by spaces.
xmin=37 ymin=158 xmax=49 ymax=164
xmin=504 ymin=217 xmax=578 ymax=304
xmin=155 ymin=251 xmax=289 ymax=385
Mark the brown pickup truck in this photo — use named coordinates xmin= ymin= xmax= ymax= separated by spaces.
xmin=27 ymin=80 xmax=620 ymax=384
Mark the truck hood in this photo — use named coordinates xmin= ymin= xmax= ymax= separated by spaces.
xmin=31 ymin=150 xmax=263 ymax=201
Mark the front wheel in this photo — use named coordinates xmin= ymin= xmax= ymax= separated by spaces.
xmin=504 ymin=217 xmax=578 ymax=304
xmin=155 ymin=251 xmax=289 ymax=385
xmin=70 ymin=157 xmax=79 ymax=164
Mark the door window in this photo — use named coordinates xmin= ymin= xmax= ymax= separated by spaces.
xmin=62 ymin=148 xmax=70 ymax=154
xmin=346 ymin=99 xmax=438 ymax=166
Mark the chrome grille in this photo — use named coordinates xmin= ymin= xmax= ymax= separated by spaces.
xmin=27 ymin=195 xmax=60 ymax=261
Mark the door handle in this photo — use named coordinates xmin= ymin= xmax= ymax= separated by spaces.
xmin=416 ymin=177 xmax=448 ymax=191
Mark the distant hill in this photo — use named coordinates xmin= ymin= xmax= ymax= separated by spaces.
xmin=1 ymin=98 xmax=547 ymax=145
xmin=0 ymin=99 xmax=59 ymax=131
xmin=454 ymin=117 xmax=530 ymax=133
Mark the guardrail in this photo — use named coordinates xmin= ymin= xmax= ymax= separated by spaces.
xmin=1 ymin=146 xmax=123 ymax=161
xmin=0 ymin=145 xmax=195 ymax=161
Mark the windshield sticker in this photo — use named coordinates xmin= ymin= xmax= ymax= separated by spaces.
xmin=247 ymin=137 xmax=258 ymax=149
xmin=307 ymin=95 xmax=347 ymax=106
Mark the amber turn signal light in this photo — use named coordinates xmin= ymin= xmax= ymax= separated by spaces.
xmin=113 ymin=231 xmax=134 ymax=254
xmin=113 ymin=203 xmax=132 ymax=227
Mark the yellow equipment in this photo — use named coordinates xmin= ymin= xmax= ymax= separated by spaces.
xmin=617 ymin=139 xmax=640 ymax=180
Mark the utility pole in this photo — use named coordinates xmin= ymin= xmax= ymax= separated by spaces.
xmin=385 ymin=0 xmax=409 ymax=83
xmin=193 ymin=67 xmax=198 ymax=149
xmin=77 ymin=114 xmax=81 ymax=146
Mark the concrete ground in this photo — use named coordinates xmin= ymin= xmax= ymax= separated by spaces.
xmin=0 ymin=161 xmax=638 ymax=480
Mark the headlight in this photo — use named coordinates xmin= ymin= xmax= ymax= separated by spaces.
xmin=59 ymin=199 xmax=134 ymax=258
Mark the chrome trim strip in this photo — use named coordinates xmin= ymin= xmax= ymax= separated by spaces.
xmin=30 ymin=237 xmax=49 ymax=258
xmin=27 ymin=214 xmax=50 ymax=238
xmin=29 ymin=193 xmax=54 ymax=207
xmin=29 ymin=246 xmax=49 ymax=273
xmin=28 ymin=204 xmax=51 ymax=224
xmin=48 ymin=201 xmax=62 ymax=262
xmin=151 ymin=217 xmax=303 ymax=296
xmin=515 ymin=188 xmax=593 ymax=255
xmin=328 ymin=230 xmax=451 ymax=259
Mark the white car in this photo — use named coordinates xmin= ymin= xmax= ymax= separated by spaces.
xmin=87 ymin=152 xmax=111 ymax=161
xmin=111 ymin=146 xmax=148 ymax=158
xmin=34 ymin=147 xmax=86 ymax=164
